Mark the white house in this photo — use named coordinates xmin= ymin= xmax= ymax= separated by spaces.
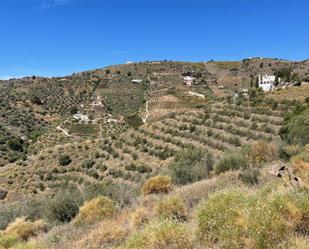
xmin=73 ymin=113 xmax=89 ymax=122
xmin=258 ymin=74 xmax=276 ymax=92
xmin=132 ymin=79 xmax=142 ymax=84
xmin=184 ymin=76 xmax=195 ymax=86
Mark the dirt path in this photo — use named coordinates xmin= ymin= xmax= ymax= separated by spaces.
xmin=56 ymin=125 xmax=72 ymax=137
xmin=142 ymin=100 xmax=149 ymax=123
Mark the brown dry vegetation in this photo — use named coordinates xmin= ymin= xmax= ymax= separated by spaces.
xmin=268 ymin=83 xmax=309 ymax=102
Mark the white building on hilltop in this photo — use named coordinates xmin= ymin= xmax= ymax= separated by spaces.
xmin=258 ymin=74 xmax=276 ymax=92
xmin=184 ymin=76 xmax=195 ymax=86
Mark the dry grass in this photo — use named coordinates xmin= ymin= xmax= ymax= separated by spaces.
xmin=9 ymin=241 xmax=47 ymax=249
xmin=4 ymin=218 xmax=46 ymax=241
xmin=155 ymin=196 xmax=187 ymax=221
xmin=74 ymin=219 xmax=128 ymax=249
xmin=0 ymin=218 xmax=47 ymax=249
xmin=196 ymin=187 xmax=309 ymax=249
xmin=74 ymin=196 xmax=116 ymax=225
xmin=278 ymin=235 xmax=309 ymax=249
xmin=290 ymin=144 xmax=309 ymax=188
xmin=141 ymin=175 xmax=172 ymax=195
xmin=130 ymin=207 xmax=151 ymax=229
xmin=115 ymin=219 xmax=194 ymax=249
xmin=269 ymin=84 xmax=309 ymax=102
xmin=249 ymin=141 xmax=277 ymax=164
xmin=171 ymin=171 xmax=243 ymax=208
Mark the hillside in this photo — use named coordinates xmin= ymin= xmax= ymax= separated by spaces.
xmin=0 ymin=58 xmax=309 ymax=249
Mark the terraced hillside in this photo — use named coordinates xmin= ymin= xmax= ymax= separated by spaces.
xmin=0 ymin=93 xmax=298 ymax=199
xmin=1 ymin=60 xmax=309 ymax=249
xmin=1 ymin=58 xmax=309 ymax=199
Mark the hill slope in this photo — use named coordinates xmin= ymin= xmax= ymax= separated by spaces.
xmin=0 ymin=58 xmax=309 ymax=249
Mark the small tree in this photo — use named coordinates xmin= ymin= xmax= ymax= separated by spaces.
xmin=30 ymin=95 xmax=42 ymax=105
xmin=58 ymin=154 xmax=72 ymax=166
xmin=45 ymin=189 xmax=82 ymax=223
xmin=214 ymin=152 xmax=248 ymax=174
xmin=8 ymin=138 xmax=24 ymax=152
xmin=169 ymin=148 xmax=213 ymax=185
xmin=70 ymin=106 xmax=78 ymax=115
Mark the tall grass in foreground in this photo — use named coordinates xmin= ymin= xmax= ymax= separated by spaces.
xmin=197 ymin=187 xmax=309 ymax=249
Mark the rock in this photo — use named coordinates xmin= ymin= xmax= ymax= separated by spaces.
xmin=0 ymin=189 xmax=8 ymax=200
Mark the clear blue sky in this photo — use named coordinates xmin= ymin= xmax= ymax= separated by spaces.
xmin=0 ymin=0 xmax=309 ymax=79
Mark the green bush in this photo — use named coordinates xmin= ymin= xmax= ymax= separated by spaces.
xmin=58 ymin=154 xmax=72 ymax=166
xmin=7 ymin=138 xmax=24 ymax=152
xmin=69 ymin=106 xmax=78 ymax=115
xmin=280 ymin=107 xmax=309 ymax=146
xmin=0 ymin=198 xmax=44 ymax=230
xmin=81 ymin=159 xmax=95 ymax=169
xmin=214 ymin=152 xmax=248 ymax=174
xmin=238 ymin=168 xmax=259 ymax=185
xmin=169 ymin=148 xmax=213 ymax=185
xmin=125 ymin=114 xmax=143 ymax=128
xmin=0 ymin=233 xmax=18 ymax=248
xmin=44 ymin=189 xmax=83 ymax=223
xmin=83 ymin=181 xmax=137 ymax=206
xmin=279 ymin=144 xmax=302 ymax=160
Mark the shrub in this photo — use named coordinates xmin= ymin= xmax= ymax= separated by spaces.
xmin=238 ymin=168 xmax=259 ymax=185
xmin=125 ymin=163 xmax=137 ymax=171
xmin=136 ymin=165 xmax=152 ymax=174
xmin=44 ymin=189 xmax=83 ymax=223
xmin=74 ymin=196 xmax=115 ymax=224
xmin=197 ymin=188 xmax=309 ymax=248
xmin=279 ymin=144 xmax=302 ymax=160
xmin=58 ymin=154 xmax=72 ymax=166
xmin=280 ymin=106 xmax=309 ymax=146
xmin=214 ymin=152 xmax=248 ymax=174
xmin=125 ymin=114 xmax=143 ymax=128
xmin=7 ymin=138 xmax=24 ymax=152
xmin=278 ymin=235 xmax=309 ymax=249
xmin=83 ymin=181 xmax=135 ymax=207
xmin=289 ymin=147 xmax=309 ymax=188
xmin=141 ymin=175 xmax=172 ymax=195
xmin=8 ymin=241 xmax=46 ymax=249
xmin=169 ymin=148 xmax=213 ymax=185
xmin=0 ymin=233 xmax=18 ymax=248
xmin=69 ymin=106 xmax=78 ymax=115
xmin=116 ymin=219 xmax=193 ymax=249
xmin=130 ymin=208 xmax=150 ymax=228
xmin=30 ymin=95 xmax=42 ymax=105
xmin=0 ymin=198 xmax=45 ymax=230
xmin=156 ymin=196 xmax=187 ymax=221
xmin=4 ymin=217 xmax=46 ymax=241
xmin=249 ymin=141 xmax=276 ymax=164
xmin=81 ymin=159 xmax=95 ymax=169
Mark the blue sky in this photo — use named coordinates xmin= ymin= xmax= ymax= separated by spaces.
xmin=0 ymin=0 xmax=309 ymax=79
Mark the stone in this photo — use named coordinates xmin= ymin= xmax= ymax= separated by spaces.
xmin=0 ymin=189 xmax=8 ymax=200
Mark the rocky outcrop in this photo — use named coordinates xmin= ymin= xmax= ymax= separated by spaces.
xmin=0 ymin=189 xmax=8 ymax=200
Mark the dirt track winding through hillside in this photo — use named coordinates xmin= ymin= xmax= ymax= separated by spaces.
xmin=142 ymin=100 xmax=149 ymax=123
